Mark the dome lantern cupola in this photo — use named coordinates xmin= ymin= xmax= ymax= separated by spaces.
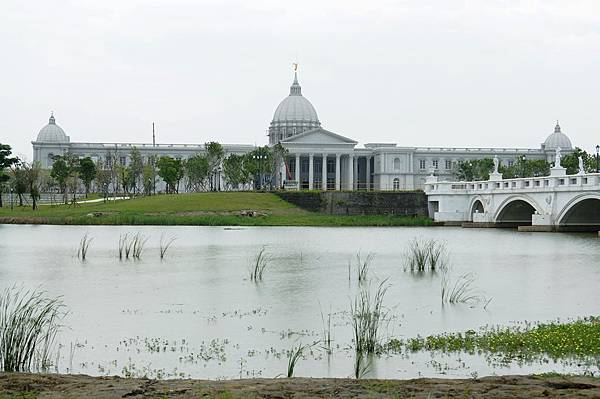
xmin=289 ymin=72 xmax=302 ymax=96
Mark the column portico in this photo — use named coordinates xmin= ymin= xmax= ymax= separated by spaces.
xmin=335 ymin=154 xmax=341 ymax=190
xmin=295 ymin=153 xmax=300 ymax=183
xmin=308 ymin=153 xmax=314 ymax=190
xmin=348 ymin=154 xmax=354 ymax=191
xmin=322 ymin=154 xmax=327 ymax=190
xmin=366 ymin=156 xmax=371 ymax=191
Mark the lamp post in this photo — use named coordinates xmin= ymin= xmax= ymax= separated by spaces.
xmin=253 ymin=154 xmax=267 ymax=190
xmin=216 ymin=166 xmax=222 ymax=192
xmin=596 ymin=145 xmax=599 ymax=173
xmin=9 ymin=187 xmax=13 ymax=210
xmin=521 ymin=155 xmax=526 ymax=178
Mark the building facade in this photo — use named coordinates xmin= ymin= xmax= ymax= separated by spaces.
xmin=32 ymin=72 xmax=574 ymax=191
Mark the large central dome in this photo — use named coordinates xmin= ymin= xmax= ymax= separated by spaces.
xmin=36 ymin=113 xmax=70 ymax=143
xmin=268 ymin=72 xmax=321 ymax=144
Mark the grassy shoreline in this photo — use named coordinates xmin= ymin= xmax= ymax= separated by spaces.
xmin=0 ymin=192 xmax=435 ymax=227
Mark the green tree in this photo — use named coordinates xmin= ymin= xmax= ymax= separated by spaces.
xmin=0 ymin=143 xmax=19 ymax=207
xmin=272 ymin=143 xmax=289 ymax=189
xmin=129 ymin=148 xmax=144 ymax=195
xmin=95 ymin=165 xmax=111 ymax=202
xmin=205 ymin=142 xmax=224 ymax=191
xmin=116 ymin=165 xmax=133 ymax=195
xmin=185 ymin=154 xmax=210 ymax=191
xmin=50 ymin=156 xmax=70 ymax=203
xmin=50 ymin=154 xmax=80 ymax=203
xmin=244 ymin=146 xmax=275 ymax=190
xmin=453 ymin=159 xmax=494 ymax=181
xmin=500 ymin=157 xmax=550 ymax=178
xmin=157 ymin=156 xmax=184 ymax=193
xmin=222 ymin=153 xmax=250 ymax=190
xmin=22 ymin=161 xmax=41 ymax=210
xmin=12 ymin=163 xmax=28 ymax=206
xmin=560 ymin=147 xmax=590 ymax=174
xmin=142 ymin=158 xmax=156 ymax=196
xmin=78 ymin=157 xmax=97 ymax=197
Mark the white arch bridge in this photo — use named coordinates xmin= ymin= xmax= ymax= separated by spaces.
xmin=424 ymin=171 xmax=600 ymax=232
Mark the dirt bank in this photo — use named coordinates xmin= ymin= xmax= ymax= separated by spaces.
xmin=1 ymin=373 xmax=599 ymax=398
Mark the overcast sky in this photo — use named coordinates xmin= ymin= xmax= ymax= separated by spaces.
xmin=2 ymin=0 xmax=600 ymax=160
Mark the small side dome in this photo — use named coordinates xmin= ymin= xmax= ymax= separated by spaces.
xmin=36 ymin=113 xmax=70 ymax=143
xmin=544 ymin=122 xmax=572 ymax=150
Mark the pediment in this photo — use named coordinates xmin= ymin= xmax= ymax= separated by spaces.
xmin=280 ymin=128 xmax=358 ymax=145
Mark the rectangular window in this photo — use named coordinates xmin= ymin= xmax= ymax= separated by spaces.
xmin=120 ymin=156 xmax=127 ymax=166
xmin=432 ymin=160 xmax=439 ymax=169
xmin=419 ymin=160 xmax=426 ymax=170
xmin=508 ymin=160 xmax=514 ymax=167
xmin=445 ymin=160 xmax=452 ymax=170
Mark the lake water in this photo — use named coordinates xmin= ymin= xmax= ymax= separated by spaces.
xmin=0 ymin=224 xmax=598 ymax=379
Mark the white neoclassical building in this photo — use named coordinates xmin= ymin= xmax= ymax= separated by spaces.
xmin=32 ymin=71 xmax=574 ymax=191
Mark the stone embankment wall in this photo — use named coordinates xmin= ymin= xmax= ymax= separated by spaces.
xmin=276 ymin=191 xmax=429 ymax=216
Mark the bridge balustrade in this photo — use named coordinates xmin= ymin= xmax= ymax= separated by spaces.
xmin=425 ymin=173 xmax=600 ymax=195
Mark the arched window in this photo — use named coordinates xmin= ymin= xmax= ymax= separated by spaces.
xmin=393 ymin=157 xmax=400 ymax=171
xmin=393 ymin=178 xmax=400 ymax=191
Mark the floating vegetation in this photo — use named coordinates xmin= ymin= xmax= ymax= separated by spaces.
xmin=385 ymin=317 xmax=600 ymax=365
xmin=249 ymin=247 xmax=270 ymax=282
xmin=77 ymin=232 xmax=93 ymax=260
xmin=404 ymin=238 xmax=448 ymax=272
xmin=350 ymin=280 xmax=389 ymax=355
xmin=0 ymin=287 xmax=66 ymax=372
xmin=441 ymin=272 xmax=482 ymax=305
xmin=159 ymin=233 xmax=177 ymax=260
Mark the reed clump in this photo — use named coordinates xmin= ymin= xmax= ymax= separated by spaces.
xmin=441 ymin=272 xmax=482 ymax=305
xmin=0 ymin=287 xmax=66 ymax=372
xmin=118 ymin=232 xmax=148 ymax=260
xmin=159 ymin=233 xmax=177 ymax=260
xmin=353 ymin=350 xmax=371 ymax=379
xmin=286 ymin=342 xmax=307 ymax=377
xmin=354 ymin=252 xmax=375 ymax=283
xmin=77 ymin=232 xmax=93 ymax=261
xmin=249 ymin=247 xmax=270 ymax=281
xmin=350 ymin=280 xmax=389 ymax=355
xmin=320 ymin=306 xmax=333 ymax=354
xmin=404 ymin=238 xmax=448 ymax=272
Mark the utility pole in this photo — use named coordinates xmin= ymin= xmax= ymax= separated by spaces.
xmin=152 ymin=123 xmax=156 ymax=195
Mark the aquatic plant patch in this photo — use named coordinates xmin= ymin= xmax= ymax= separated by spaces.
xmin=385 ymin=317 xmax=600 ymax=365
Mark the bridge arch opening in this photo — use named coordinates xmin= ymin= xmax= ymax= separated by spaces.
xmin=472 ymin=200 xmax=484 ymax=214
xmin=559 ymin=198 xmax=600 ymax=231
xmin=496 ymin=199 xmax=537 ymax=226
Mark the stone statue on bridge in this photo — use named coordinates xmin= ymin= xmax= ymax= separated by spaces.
xmin=555 ymin=147 xmax=562 ymax=167
xmin=579 ymin=156 xmax=585 ymax=175
xmin=493 ymin=156 xmax=499 ymax=174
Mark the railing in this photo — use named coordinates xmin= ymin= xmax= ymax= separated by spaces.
xmin=425 ymin=173 xmax=600 ymax=194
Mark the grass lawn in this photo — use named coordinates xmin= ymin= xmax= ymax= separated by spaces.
xmin=0 ymin=192 xmax=433 ymax=227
